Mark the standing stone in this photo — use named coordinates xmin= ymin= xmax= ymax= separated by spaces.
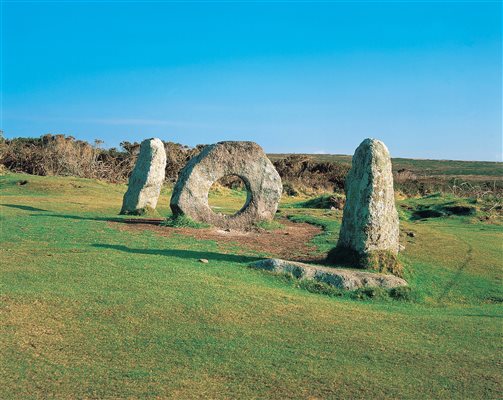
xmin=120 ymin=138 xmax=166 ymax=215
xmin=327 ymin=138 xmax=401 ymax=275
xmin=170 ymin=141 xmax=282 ymax=230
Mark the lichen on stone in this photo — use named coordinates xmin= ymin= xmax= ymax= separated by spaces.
xmin=170 ymin=141 xmax=282 ymax=230
xmin=328 ymin=138 xmax=401 ymax=274
xmin=120 ymin=138 xmax=166 ymax=215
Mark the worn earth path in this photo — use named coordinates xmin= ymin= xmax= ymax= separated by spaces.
xmin=111 ymin=218 xmax=324 ymax=262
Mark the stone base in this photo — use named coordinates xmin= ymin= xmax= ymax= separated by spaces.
xmin=250 ymin=258 xmax=407 ymax=290
xmin=327 ymin=246 xmax=403 ymax=277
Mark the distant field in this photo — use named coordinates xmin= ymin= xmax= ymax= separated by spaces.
xmin=268 ymin=154 xmax=503 ymax=178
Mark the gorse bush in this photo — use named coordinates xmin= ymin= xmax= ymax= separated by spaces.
xmin=0 ymin=135 xmax=202 ymax=183
xmin=1 ymin=135 xmax=134 ymax=182
xmin=0 ymin=135 xmax=352 ymax=192
xmin=1 ymin=134 xmax=501 ymax=200
xmin=273 ymin=154 xmax=350 ymax=194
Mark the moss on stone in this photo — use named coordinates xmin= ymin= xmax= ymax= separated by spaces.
xmin=327 ymin=246 xmax=403 ymax=277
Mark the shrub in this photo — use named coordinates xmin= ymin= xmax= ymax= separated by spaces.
xmin=273 ymin=155 xmax=350 ymax=193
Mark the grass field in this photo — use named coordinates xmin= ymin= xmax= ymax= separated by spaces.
xmin=1 ymin=172 xmax=502 ymax=399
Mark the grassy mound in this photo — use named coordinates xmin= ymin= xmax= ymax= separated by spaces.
xmin=398 ymin=194 xmax=481 ymax=221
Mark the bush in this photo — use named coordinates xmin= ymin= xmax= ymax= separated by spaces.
xmin=273 ymin=155 xmax=350 ymax=193
xmin=0 ymin=135 xmax=204 ymax=184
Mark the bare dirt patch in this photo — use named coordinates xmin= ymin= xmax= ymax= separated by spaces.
xmin=111 ymin=218 xmax=324 ymax=261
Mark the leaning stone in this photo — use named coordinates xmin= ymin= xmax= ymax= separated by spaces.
xmin=327 ymin=138 xmax=401 ymax=275
xmin=120 ymin=138 xmax=166 ymax=215
xmin=170 ymin=141 xmax=282 ymax=230
xmin=250 ymin=259 xmax=407 ymax=290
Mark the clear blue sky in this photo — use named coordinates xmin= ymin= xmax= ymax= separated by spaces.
xmin=2 ymin=1 xmax=502 ymax=161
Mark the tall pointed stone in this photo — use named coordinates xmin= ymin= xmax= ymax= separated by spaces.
xmin=327 ymin=138 xmax=401 ymax=275
xmin=120 ymin=138 xmax=166 ymax=215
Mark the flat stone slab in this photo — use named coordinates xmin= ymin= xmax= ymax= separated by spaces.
xmin=250 ymin=258 xmax=407 ymax=290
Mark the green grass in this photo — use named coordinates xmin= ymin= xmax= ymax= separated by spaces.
xmin=162 ymin=215 xmax=210 ymax=229
xmin=253 ymin=219 xmax=285 ymax=231
xmin=1 ymin=172 xmax=502 ymax=399
xmin=208 ymin=185 xmax=248 ymax=215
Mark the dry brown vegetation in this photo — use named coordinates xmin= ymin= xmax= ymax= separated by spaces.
xmin=0 ymin=134 xmax=203 ymax=183
xmin=0 ymin=135 xmax=349 ymax=192
xmin=1 ymin=134 xmax=501 ymax=201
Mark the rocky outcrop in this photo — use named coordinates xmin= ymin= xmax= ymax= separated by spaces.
xmin=250 ymin=259 xmax=407 ymax=290
xmin=328 ymin=138 xmax=401 ymax=275
xmin=170 ymin=141 xmax=282 ymax=230
xmin=120 ymin=138 xmax=166 ymax=215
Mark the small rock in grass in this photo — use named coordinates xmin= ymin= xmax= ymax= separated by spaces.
xmin=199 ymin=258 xmax=209 ymax=264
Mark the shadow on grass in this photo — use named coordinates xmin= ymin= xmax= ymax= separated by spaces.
xmin=438 ymin=242 xmax=473 ymax=304
xmin=92 ymin=243 xmax=263 ymax=263
xmin=33 ymin=213 xmax=124 ymax=222
xmin=37 ymin=213 xmax=166 ymax=224
xmin=1 ymin=203 xmax=48 ymax=212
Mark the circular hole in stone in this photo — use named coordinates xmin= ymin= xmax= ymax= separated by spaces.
xmin=208 ymin=175 xmax=249 ymax=216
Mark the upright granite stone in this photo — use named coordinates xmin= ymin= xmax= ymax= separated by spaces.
xmin=170 ymin=141 xmax=282 ymax=230
xmin=328 ymin=138 xmax=401 ymax=275
xmin=120 ymin=138 xmax=166 ymax=215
